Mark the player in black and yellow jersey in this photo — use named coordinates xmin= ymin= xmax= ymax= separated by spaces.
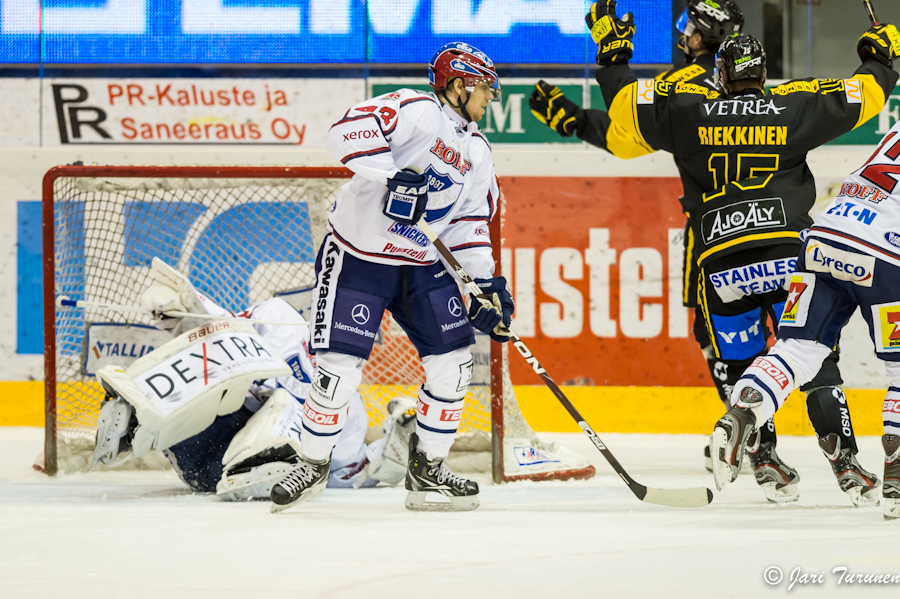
xmin=587 ymin=0 xmax=900 ymax=504
xmin=530 ymin=1 xmax=747 ymax=465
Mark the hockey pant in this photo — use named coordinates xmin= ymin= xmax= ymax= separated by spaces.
xmin=303 ymin=238 xmax=476 ymax=461
xmin=732 ymin=238 xmax=900 ymax=438
xmin=699 ymin=244 xmax=845 ymax=445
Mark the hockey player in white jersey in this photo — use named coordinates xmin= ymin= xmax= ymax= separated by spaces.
xmin=710 ymin=116 xmax=900 ymax=519
xmin=91 ymin=258 xmax=417 ymax=498
xmin=270 ymin=42 xmax=513 ymax=513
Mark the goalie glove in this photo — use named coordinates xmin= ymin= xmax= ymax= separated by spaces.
xmin=468 ymin=277 xmax=514 ymax=343
xmin=585 ymin=1 xmax=635 ymax=66
xmin=383 ymin=169 xmax=429 ymax=226
xmin=858 ymin=23 xmax=900 ymax=68
xmin=140 ymin=257 xmax=209 ymax=331
xmin=529 ymin=80 xmax=580 ymax=138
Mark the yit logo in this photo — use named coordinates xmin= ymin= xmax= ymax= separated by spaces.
xmin=52 ymin=84 xmax=112 ymax=144
xmin=447 ymin=297 xmax=463 ymax=317
xmin=351 ymin=304 xmax=370 ymax=325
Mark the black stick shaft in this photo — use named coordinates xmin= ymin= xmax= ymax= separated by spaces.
xmin=416 ymin=218 xmax=647 ymax=499
xmin=864 ymin=0 xmax=879 ymax=25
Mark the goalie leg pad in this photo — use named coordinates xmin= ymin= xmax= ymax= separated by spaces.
xmin=91 ymin=396 xmax=137 ymax=469
xmin=365 ymin=397 xmax=417 ymax=485
xmin=301 ymin=351 xmax=362 ymax=461
xmin=217 ymin=389 xmax=304 ymax=500
xmin=415 ymin=347 xmax=473 ymax=458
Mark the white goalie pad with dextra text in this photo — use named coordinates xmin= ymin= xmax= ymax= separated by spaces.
xmin=96 ymin=319 xmax=290 ymax=458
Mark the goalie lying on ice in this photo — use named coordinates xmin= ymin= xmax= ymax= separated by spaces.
xmin=90 ymin=258 xmax=416 ymax=499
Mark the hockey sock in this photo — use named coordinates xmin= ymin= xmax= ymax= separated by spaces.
xmin=757 ymin=417 xmax=777 ymax=446
xmin=703 ymin=350 xmax=754 ymax=408
xmin=806 ymin=386 xmax=859 ymax=454
xmin=884 ymin=363 xmax=900 ymax=436
xmin=414 ymin=387 xmax=464 ymax=458
xmin=301 ymin=352 xmax=363 ymax=462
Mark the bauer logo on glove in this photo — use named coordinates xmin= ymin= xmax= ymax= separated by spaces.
xmin=585 ymin=1 xmax=635 ymax=66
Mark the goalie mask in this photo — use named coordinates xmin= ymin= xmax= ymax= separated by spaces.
xmin=715 ymin=34 xmax=766 ymax=91
xmin=428 ymin=42 xmax=501 ymax=122
xmin=677 ymin=0 xmax=744 ymax=58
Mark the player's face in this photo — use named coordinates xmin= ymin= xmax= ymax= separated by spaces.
xmin=465 ymin=81 xmax=495 ymax=122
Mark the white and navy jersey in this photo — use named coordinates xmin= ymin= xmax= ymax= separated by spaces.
xmin=810 ymin=120 xmax=900 ymax=268
xmin=196 ymin=294 xmax=313 ymax=408
xmin=325 ymin=88 xmax=499 ymax=280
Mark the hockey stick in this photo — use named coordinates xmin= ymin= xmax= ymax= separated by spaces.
xmin=55 ymin=295 xmax=307 ymax=327
xmin=863 ymin=0 xmax=880 ymax=26
xmin=415 ymin=218 xmax=713 ymax=508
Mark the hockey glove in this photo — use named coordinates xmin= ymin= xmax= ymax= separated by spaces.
xmin=858 ymin=23 xmax=900 ymax=68
xmin=585 ymin=1 xmax=635 ymax=66
xmin=529 ymin=80 xmax=580 ymax=138
xmin=468 ymin=277 xmax=514 ymax=343
xmin=383 ymin=169 xmax=429 ymax=227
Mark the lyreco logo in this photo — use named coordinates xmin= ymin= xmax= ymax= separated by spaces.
xmin=805 ymin=243 xmax=875 ymax=287
xmin=701 ymin=198 xmax=786 ymax=243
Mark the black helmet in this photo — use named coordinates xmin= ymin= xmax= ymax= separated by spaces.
xmin=715 ymin=35 xmax=766 ymax=88
xmin=677 ymin=0 xmax=744 ymax=53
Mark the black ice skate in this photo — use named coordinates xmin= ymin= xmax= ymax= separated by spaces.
xmin=747 ymin=433 xmax=800 ymax=503
xmin=818 ymin=433 xmax=880 ymax=507
xmin=269 ymin=456 xmax=330 ymax=513
xmin=709 ymin=387 xmax=760 ymax=491
xmin=883 ymin=434 xmax=900 ymax=520
xmin=405 ymin=433 xmax=479 ymax=512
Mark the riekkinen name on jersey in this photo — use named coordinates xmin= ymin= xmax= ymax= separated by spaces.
xmin=698 ymin=125 xmax=788 ymax=146
xmin=702 ymin=198 xmax=787 ymax=243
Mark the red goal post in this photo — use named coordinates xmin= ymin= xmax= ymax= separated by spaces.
xmin=41 ymin=165 xmax=595 ymax=483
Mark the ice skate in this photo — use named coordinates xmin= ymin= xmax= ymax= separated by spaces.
xmin=269 ymin=456 xmax=330 ymax=513
xmin=704 ymin=440 xmax=752 ymax=474
xmin=709 ymin=388 xmax=760 ymax=491
xmin=405 ymin=433 xmax=479 ymax=512
xmin=883 ymin=434 xmax=900 ymax=520
xmin=818 ymin=433 xmax=880 ymax=507
xmin=748 ymin=433 xmax=800 ymax=503
xmin=90 ymin=396 xmax=137 ymax=469
xmin=217 ymin=444 xmax=300 ymax=501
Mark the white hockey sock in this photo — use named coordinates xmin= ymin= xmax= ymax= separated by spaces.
xmin=414 ymin=348 xmax=473 ymax=459
xmin=731 ymin=338 xmax=832 ymax=423
xmin=883 ymin=363 xmax=900 ymax=436
xmin=415 ymin=386 xmax=464 ymax=458
xmin=301 ymin=352 xmax=362 ymax=462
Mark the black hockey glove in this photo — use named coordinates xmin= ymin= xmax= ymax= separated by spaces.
xmin=858 ymin=23 xmax=900 ymax=68
xmin=585 ymin=1 xmax=635 ymax=66
xmin=468 ymin=277 xmax=514 ymax=343
xmin=383 ymin=169 xmax=429 ymax=226
xmin=529 ymin=80 xmax=580 ymax=138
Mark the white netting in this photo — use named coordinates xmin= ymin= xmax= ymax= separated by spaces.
xmin=49 ymin=172 xmax=540 ymax=473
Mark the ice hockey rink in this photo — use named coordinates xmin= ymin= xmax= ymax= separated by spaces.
xmin=1 ymin=428 xmax=897 ymax=599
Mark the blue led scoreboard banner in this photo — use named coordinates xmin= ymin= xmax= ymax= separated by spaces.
xmin=0 ymin=1 xmax=673 ymax=65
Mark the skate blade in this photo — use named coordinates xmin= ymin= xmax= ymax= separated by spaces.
xmin=218 ymin=462 xmax=293 ymax=501
xmin=404 ymin=491 xmax=480 ymax=512
xmin=761 ymin=481 xmax=800 ymax=503
xmin=269 ymin=483 xmax=327 ymax=514
xmin=709 ymin=429 xmax=737 ymax=491
xmin=883 ymin=497 xmax=900 ymax=520
xmin=845 ymin=485 xmax=881 ymax=508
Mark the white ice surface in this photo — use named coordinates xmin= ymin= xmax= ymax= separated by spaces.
xmin=1 ymin=427 xmax=898 ymax=599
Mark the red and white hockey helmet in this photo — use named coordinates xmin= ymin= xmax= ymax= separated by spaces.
xmin=428 ymin=42 xmax=501 ymax=102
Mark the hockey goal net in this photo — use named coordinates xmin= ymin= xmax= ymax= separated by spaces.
xmin=41 ymin=165 xmax=595 ymax=483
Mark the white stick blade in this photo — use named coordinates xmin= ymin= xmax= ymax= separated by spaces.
xmin=642 ymin=486 xmax=713 ymax=508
